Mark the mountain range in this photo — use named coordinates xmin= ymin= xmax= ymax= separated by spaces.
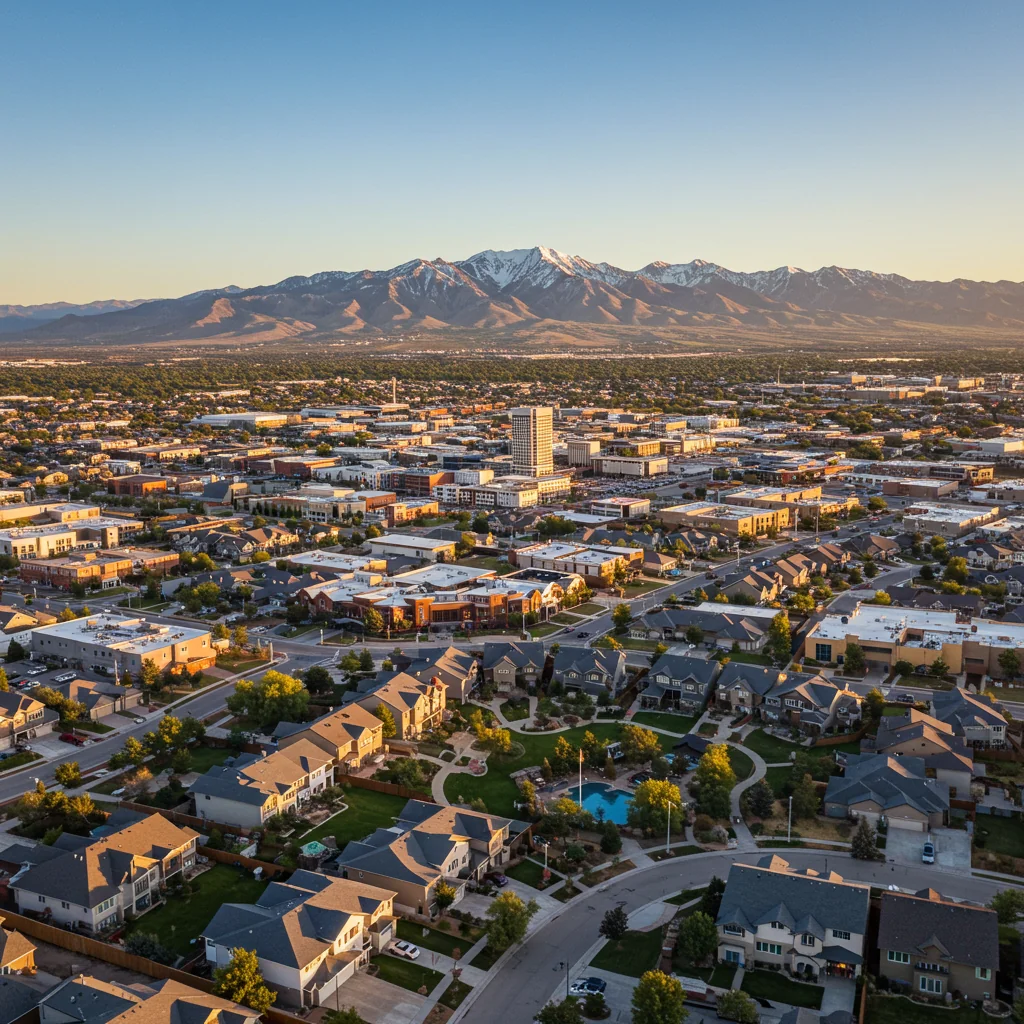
xmin=5 ymin=246 xmax=1024 ymax=348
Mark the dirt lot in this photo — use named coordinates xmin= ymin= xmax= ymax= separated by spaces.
xmin=32 ymin=939 xmax=155 ymax=986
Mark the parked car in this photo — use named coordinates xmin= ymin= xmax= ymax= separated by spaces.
xmin=896 ymin=692 xmax=916 ymax=704
xmin=486 ymin=872 xmax=509 ymax=887
xmin=390 ymin=940 xmax=420 ymax=960
xmin=570 ymin=978 xmax=607 ymax=996
xmin=59 ymin=733 xmax=86 ymax=746
xmin=54 ymin=671 xmax=76 ymax=683
xmin=576 ymin=631 xmax=590 ymax=639
xmin=922 ymin=839 xmax=935 ymax=864
xmin=25 ymin=667 xmax=46 ymax=676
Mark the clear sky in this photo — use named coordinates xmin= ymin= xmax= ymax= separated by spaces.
xmin=1 ymin=0 xmax=1022 ymax=305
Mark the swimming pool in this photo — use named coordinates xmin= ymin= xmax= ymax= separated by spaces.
xmin=574 ymin=781 xmax=633 ymax=825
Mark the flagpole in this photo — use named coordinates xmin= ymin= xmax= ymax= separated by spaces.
xmin=578 ymin=748 xmax=583 ymax=803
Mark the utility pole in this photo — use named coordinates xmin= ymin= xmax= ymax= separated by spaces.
xmin=666 ymin=801 xmax=676 ymax=854
xmin=788 ymin=795 xmax=793 ymax=842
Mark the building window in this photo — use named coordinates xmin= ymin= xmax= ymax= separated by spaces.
xmin=756 ymin=942 xmax=783 ymax=955
xmin=976 ymin=967 xmax=991 ymax=981
xmin=920 ymin=977 xmax=943 ymax=995
xmin=888 ymin=951 xmax=910 ymax=964
xmin=725 ymin=949 xmax=741 ymax=964
xmin=815 ymin=643 xmax=832 ymax=662
xmin=832 ymin=930 xmax=850 ymax=940
xmin=724 ymin=925 xmax=744 ymax=936
xmin=801 ymin=934 xmax=814 ymax=946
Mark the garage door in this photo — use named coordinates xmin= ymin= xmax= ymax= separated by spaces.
xmin=887 ymin=815 xmax=925 ymax=832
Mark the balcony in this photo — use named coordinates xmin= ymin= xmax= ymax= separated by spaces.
xmin=915 ymin=962 xmax=949 ymax=975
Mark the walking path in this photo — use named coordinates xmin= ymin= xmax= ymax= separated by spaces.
xmin=727 ymin=741 xmax=767 ymax=852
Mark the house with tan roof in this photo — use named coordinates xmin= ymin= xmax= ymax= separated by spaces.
xmin=353 ymin=672 xmax=446 ymax=739
xmin=10 ymin=811 xmax=198 ymax=932
xmin=330 ymin=799 xmax=528 ymax=915
xmin=0 ymin=914 xmax=35 ymax=972
xmin=202 ymin=869 xmax=396 ymax=1009
xmin=0 ymin=689 xmax=59 ymax=751
xmin=274 ymin=702 xmax=384 ymax=773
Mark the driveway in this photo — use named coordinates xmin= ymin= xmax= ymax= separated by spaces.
xmin=884 ymin=826 xmax=972 ymax=871
xmin=820 ymin=976 xmax=856 ymax=1015
xmin=316 ymin=970 xmax=426 ymax=1024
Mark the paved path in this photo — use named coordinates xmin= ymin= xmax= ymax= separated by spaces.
xmin=728 ymin=741 xmax=766 ymax=851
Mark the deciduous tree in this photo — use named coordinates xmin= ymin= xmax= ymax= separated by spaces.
xmin=631 ymin=970 xmax=687 ymax=1024
xmin=484 ymin=890 xmax=539 ymax=952
xmin=212 ymin=947 xmax=276 ymax=1013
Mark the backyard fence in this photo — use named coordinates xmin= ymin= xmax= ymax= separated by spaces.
xmin=343 ymin=774 xmax=435 ymax=802
xmin=812 ymin=725 xmax=867 ymax=749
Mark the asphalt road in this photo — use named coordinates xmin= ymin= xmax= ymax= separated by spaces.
xmin=455 ymin=848 xmax=1018 ymax=1024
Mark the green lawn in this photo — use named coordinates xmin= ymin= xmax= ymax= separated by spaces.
xmin=396 ymin=919 xmax=481 ymax=957
xmin=631 ymin=712 xmax=697 ymax=734
xmin=728 ymin=746 xmax=755 ymax=781
xmin=666 ymin=886 xmax=707 ymax=905
xmin=123 ymin=864 xmax=268 ymax=957
xmin=621 ymin=580 xmax=667 ymax=596
xmin=67 ymin=719 xmax=115 ymax=734
xmin=0 ymin=751 xmax=42 ymax=774
xmin=600 ymin=637 xmax=661 ymax=651
xmin=505 ymin=858 xmax=555 ymax=888
xmin=764 ymin=766 xmax=793 ymax=797
xmin=590 ymin=929 xmax=664 ymax=977
xmin=468 ymin=945 xmax=502 ymax=970
xmin=499 ymin=699 xmax=530 ymax=722
xmin=304 ymin=787 xmax=409 ymax=849
xmin=742 ymin=729 xmax=801 ymax=763
xmin=440 ymin=979 xmax=473 ymax=1010
xmin=552 ymin=612 xmax=584 ymax=625
xmin=973 ymin=812 xmax=1024 ymax=856
xmin=726 ymin=652 xmax=774 ymax=665
xmin=530 ymin=623 xmax=561 ymax=638
xmin=458 ymin=556 xmax=515 ymax=575
xmin=371 ymin=954 xmax=445 ymax=993
xmin=741 ymin=969 xmax=823 ymax=1008
xmin=575 ymin=603 xmax=605 ymax=615
xmin=443 ymin=722 xmax=623 ymax=817
xmin=815 ymin=739 xmax=862 ymax=755
xmin=215 ymin=656 xmax=271 ymax=674
xmin=864 ymin=996 xmax=991 ymax=1024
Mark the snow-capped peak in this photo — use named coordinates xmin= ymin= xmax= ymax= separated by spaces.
xmin=456 ymin=247 xmax=628 ymax=290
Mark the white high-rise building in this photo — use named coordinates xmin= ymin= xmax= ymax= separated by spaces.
xmin=511 ymin=406 xmax=553 ymax=476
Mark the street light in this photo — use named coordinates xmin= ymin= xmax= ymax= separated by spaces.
xmin=666 ymin=801 xmax=677 ymax=855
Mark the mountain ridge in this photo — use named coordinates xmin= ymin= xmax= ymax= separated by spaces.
xmin=5 ymin=246 xmax=1024 ymax=346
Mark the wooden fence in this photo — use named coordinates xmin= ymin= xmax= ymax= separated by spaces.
xmin=343 ymin=774 xmax=435 ymax=802
xmin=812 ymin=725 xmax=867 ymax=749
xmin=0 ymin=908 xmax=308 ymax=1024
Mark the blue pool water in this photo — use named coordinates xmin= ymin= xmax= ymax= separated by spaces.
xmin=575 ymin=782 xmax=633 ymax=825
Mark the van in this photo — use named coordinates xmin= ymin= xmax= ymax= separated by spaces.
xmin=55 ymin=671 xmax=76 ymax=683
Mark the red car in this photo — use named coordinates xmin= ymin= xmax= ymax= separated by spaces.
xmin=59 ymin=733 xmax=86 ymax=746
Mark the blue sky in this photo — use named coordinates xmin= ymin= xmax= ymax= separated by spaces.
xmin=1 ymin=1 xmax=1022 ymax=304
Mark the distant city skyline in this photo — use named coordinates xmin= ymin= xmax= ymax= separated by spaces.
xmin=2 ymin=1 xmax=1022 ymax=305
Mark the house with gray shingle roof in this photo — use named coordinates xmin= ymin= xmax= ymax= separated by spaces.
xmin=824 ymin=753 xmax=949 ymax=830
xmin=761 ymin=673 xmax=862 ymax=736
xmin=878 ymin=888 xmax=999 ymax=1001
xmin=481 ymin=640 xmax=548 ymax=689
xmin=716 ymin=855 xmax=870 ymax=979
xmin=552 ymin=645 xmax=626 ymax=698
xmin=929 ymin=689 xmax=1008 ymax=750
xmin=202 ymin=869 xmax=396 ymax=1009
xmin=640 ymin=653 xmax=720 ymax=712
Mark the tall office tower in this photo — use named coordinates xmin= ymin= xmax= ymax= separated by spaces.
xmin=511 ymin=406 xmax=554 ymax=476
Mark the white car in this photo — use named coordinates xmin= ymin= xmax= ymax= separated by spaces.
xmin=55 ymin=672 xmax=76 ymax=683
xmin=390 ymin=940 xmax=420 ymax=960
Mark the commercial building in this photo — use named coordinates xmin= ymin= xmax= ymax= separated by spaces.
xmin=722 ymin=485 xmax=859 ymax=517
xmin=0 ymin=515 xmax=143 ymax=558
xmin=567 ymin=438 xmax=602 ymax=466
xmin=29 ymin=613 xmax=215 ymax=677
xmin=192 ymin=411 xmax=290 ymax=430
xmin=107 ymin=475 xmax=169 ymax=497
xmin=511 ymin=406 xmax=554 ymax=476
xmin=591 ymin=454 xmax=668 ymax=477
xmin=19 ymin=550 xmax=133 ymax=590
xmin=365 ymin=533 xmax=457 ymax=562
xmin=509 ymin=540 xmax=643 ymax=584
xmin=660 ymin=500 xmax=790 ymax=537
xmin=901 ymin=501 xmax=1002 ymax=538
xmin=590 ymin=496 xmax=651 ymax=519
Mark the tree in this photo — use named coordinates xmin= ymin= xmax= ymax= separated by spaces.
xmin=930 ymin=655 xmax=950 ymax=678
xmin=990 ymin=888 xmax=1024 ymax=924
xmin=109 ymin=735 xmax=146 ymax=769
xmin=863 ymin=687 xmax=886 ymax=720
xmin=54 ymin=762 xmax=82 ymax=788
xmin=628 ymin=778 xmax=684 ymax=833
xmin=867 ymin=496 xmax=888 ymax=512
xmin=678 ymin=910 xmax=718 ymax=967
xmin=693 ymin=743 xmax=736 ymax=819
xmin=697 ymin=876 xmax=726 ymax=920
xmin=373 ymin=703 xmax=397 ymax=738
xmin=943 ymin=556 xmax=969 ymax=586
xmin=612 ymin=603 xmax=632 ymax=630
xmin=600 ymin=819 xmax=622 ymax=854
xmin=171 ymin=748 xmax=193 ymax=774
xmin=359 ymin=648 xmax=375 ymax=672
xmin=434 ymin=880 xmax=458 ymax=912
xmin=788 ymin=591 xmax=816 ymax=615
xmin=213 ymin=623 xmax=230 ymax=641
xmin=744 ymin=778 xmax=775 ymax=819
xmin=123 ymin=766 xmax=153 ymax=798
xmin=139 ymin=658 xmax=162 ymax=690
xmin=5 ymin=639 xmax=25 ymax=662
xmin=231 ymin=625 xmax=249 ymax=649
xmin=600 ymin=905 xmax=629 ymax=941
xmin=519 ymin=778 xmax=538 ymax=816
xmin=684 ymin=624 xmax=704 ymax=646
xmin=766 ymin=611 xmax=792 ymax=665
xmin=484 ymin=890 xmax=539 ymax=952
xmin=999 ymin=648 xmax=1021 ymax=681
xmin=303 ymin=664 xmax=333 ymax=694
xmin=851 ymin=818 xmax=881 ymax=860
xmin=362 ymin=607 xmax=384 ymax=635
xmin=716 ymin=989 xmax=758 ymax=1024
xmin=123 ymin=931 xmax=174 ymax=964
xmin=536 ymin=999 xmax=584 ymax=1024
xmin=893 ymin=659 xmax=913 ymax=677
xmin=58 ymin=606 xmax=77 ymax=622
xmin=843 ymin=642 xmax=865 ymax=674
xmin=322 ymin=1010 xmax=367 ymax=1024
xmin=225 ymin=670 xmax=310 ymax=729
xmin=791 ymin=773 xmax=820 ymax=820
xmin=872 ymin=590 xmax=891 ymax=605
xmin=620 ymin=724 xmax=661 ymax=763
xmin=631 ymin=970 xmax=687 ymax=1024
xmin=0 ymin=667 xmax=7 ymax=692
xmin=211 ymin=947 xmax=277 ymax=1013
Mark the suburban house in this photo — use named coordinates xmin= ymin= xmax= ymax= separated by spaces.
xmin=716 ymin=854 xmax=870 ymax=979
xmin=761 ymin=674 xmax=862 ymax=735
xmin=823 ymin=754 xmax=949 ymax=831
xmin=878 ymin=888 xmax=999 ymax=1002
xmin=552 ymin=646 xmax=627 ymax=698
xmin=0 ymin=914 xmax=35 ymax=971
xmin=929 ymin=689 xmax=1007 ymax=750
xmin=275 ymin=703 xmax=384 ymax=774
xmin=329 ymin=799 xmax=528 ymax=915
xmin=884 ymin=587 xmax=985 ymax=617
xmin=39 ymin=975 xmax=260 ymax=1024
xmin=190 ymin=744 xmax=334 ymax=829
xmin=719 ymin=568 xmax=783 ymax=605
xmin=481 ymin=640 xmax=548 ymax=689
xmin=203 ymin=869 xmax=397 ymax=1009
xmin=715 ymin=664 xmax=786 ymax=714
xmin=10 ymin=812 xmax=198 ymax=932
xmin=631 ymin=607 xmax=773 ymax=652
xmin=62 ymin=678 xmax=144 ymax=721
xmin=392 ymin=645 xmax=479 ymax=702
xmin=844 ymin=534 xmax=901 ymax=561
xmin=353 ymin=672 xmax=446 ymax=739
xmin=640 ymin=654 xmax=720 ymax=712
xmin=0 ymin=691 xmax=58 ymax=752
xmin=863 ymin=709 xmax=974 ymax=798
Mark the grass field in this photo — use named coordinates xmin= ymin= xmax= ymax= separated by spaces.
xmin=371 ymin=954 xmax=445 ymax=993
xmin=764 ymin=765 xmax=793 ymax=797
xmin=665 ymin=886 xmax=706 ymax=905
xmin=741 ymin=969 xmax=823 ymax=1008
xmin=530 ymin=623 xmax=561 ymax=638
xmin=552 ymin=612 xmax=584 ymax=624
xmin=123 ymin=865 xmax=268 ymax=957
xmin=458 ymin=556 xmax=515 ymax=575
xmin=443 ymin=722 xmax=623 ymax=817
xmin=590 ymin=929 xmax=664 ymax=977
xmin=396 ymin=920 xmax=481 ymax=957
xmin=621 ymin=580 xmax=667 ymax=597
xmin=304 ymin=787 xmax=408 ymax=849
xmin=973 ymin=811 xmax=1024 ymax=856
xmin=742 ymin=728 xmax=801 ymax=762
xmin=630 ymin=712 xmax=697 ymax=734
xmin=505 ymin=858 xmax=555 ymax=888
xmin=864 ymin=996 xmax=991 ymax=1024
xmin=728 ymin=746 xmax=755 ymax=781
xmin=576 ymin=603 xmax=605 ymax=615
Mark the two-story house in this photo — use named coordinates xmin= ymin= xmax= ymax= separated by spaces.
xmin=330 ymin=799 xmax=528 ymax=916
xmin=930 ymin=689 xmax=1007 ymax=749
xmin=552 ymin=646 xmax=627 ymax=698
xmin=392 ymin=645 xmax=479 ymax=702
xmin=481 ymin=640 xmax=548 ymax=690
xmin=878 ymin=888 xmax=998 ymax=1002
xmin=203 ymin=869 xmax=397 ymax=1009
xmin=719 ymin=569 xmax=783 ymax=605
xmin=353 ymin=672 xmax=446 ymax=740
xmin=275 ymin=703 xmax=384 ymax=774
xmin=715 ymin=663 xmax=785 ymax=715
xmin=189 ymin=743 xmax=334 ymax=829
xmin=0 ymin=691 xmax=59 ymax=752
xmin=640 ymin=654 xmax=720 ymax=712
xmin=10 ymin=811 xmax=198 ymax=932
xmin=716 ymin=854 xmax=870 ymax=980
xmin=761 ymin=674 xmax=862 ymax=736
